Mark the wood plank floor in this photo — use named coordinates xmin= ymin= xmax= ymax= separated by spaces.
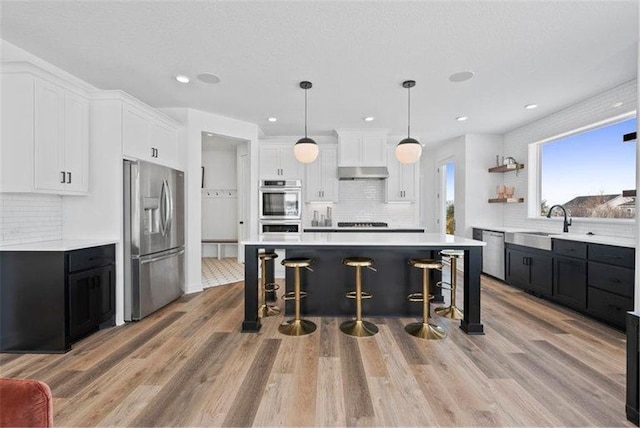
xmin=0 ymin=274 xmax=631 ymax=427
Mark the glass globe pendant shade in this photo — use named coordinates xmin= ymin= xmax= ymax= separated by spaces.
xmin=395 ymin=138 xmax=422 ymax=164
xmin=294 ymin=137 xmax=319 ymax=164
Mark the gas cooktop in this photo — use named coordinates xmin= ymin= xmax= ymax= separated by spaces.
xmin=337 ymin=222 xmax=388 ymax=228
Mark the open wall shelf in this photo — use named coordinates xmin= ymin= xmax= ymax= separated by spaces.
xmin=488 ymin=198 xmax=524 ymax=203
xmin=488 ymin=164 xmax=525 ymax=173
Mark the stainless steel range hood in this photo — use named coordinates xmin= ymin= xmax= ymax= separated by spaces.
xmin=338 ymin=166 xmax=389 ymax=180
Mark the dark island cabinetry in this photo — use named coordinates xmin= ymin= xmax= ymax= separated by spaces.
xmin=0 ymin=244 xmax=115 ymax=353
xmin=505 ymin=244 xmax=552 ymax=296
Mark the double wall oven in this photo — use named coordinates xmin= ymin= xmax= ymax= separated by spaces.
xmin=259 ymin=179 xmax=302 ymax=234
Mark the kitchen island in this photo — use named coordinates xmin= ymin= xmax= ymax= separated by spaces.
xmin=242 ymin=232 xmax=485 ymax=335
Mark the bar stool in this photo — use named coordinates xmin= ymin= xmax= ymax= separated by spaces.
xmin=406 ymin=258 xmax=446 ymax=339
xmin=279 ymin=257 xmax=316 ymax=336
xmin=435 ymin=249 xmax=464 ymax=320
xmin=258 ymin=252 xmax=280 ymax=318
xmin=340 ymin=257 xmax=378 ymax=337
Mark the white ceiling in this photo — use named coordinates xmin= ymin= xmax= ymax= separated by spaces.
xmin=1 ymin=1 xmax=637 ymax=146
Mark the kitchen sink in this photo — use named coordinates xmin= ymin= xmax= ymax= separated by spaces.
xmin=504 ymin=231 xmax=553 ymax=251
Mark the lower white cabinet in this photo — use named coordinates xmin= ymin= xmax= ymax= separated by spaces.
xmin=305 ymin=145 xmax=338 ymax=202
xmin=1 ymin=65 xmax=89 ymax=194
xmin=122 ymin=101 xmax=178 ymax=168
xmin=385 ymin=144 xmax=417 ymax=202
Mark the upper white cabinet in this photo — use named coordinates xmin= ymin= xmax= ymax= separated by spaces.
xmin=385 ymin=144 xmax=418 ymax=202
xmin=336 ymin=130 xmax=387 ymax=167
xmin=305 ymin=145 xmax=338 ymax=202
xmin=122 ymin=102 xmax=178 ymax=168
xmin=259 ymin=143 xmax=303 ymax=179
xmin=1 ymin=65 xmax=89 ymax=195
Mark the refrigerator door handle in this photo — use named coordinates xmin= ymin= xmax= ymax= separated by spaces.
xmin=164 ymin=179 xmax=173 ymax=235
xmin=159 ymin=180 xmax=169 ymax=236
xmin=140 ymin=248 xmax=185 ymax=265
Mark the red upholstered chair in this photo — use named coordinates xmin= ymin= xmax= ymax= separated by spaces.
xmin=0 ymin=378 xmax=53 ymax=427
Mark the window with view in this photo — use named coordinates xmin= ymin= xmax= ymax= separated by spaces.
xmin=539 ymin=115 xmax=637 ymax=219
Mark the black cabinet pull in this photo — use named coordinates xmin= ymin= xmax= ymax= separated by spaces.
xmin=607 ymin=304 xmax=623 ymax=311
xmin=609 ymin=277 xmax=622 ymax=284
xmin=67 ymin=172 xmax=71 ymax=184
xmin=61 ymin=171 xmax=66 ymax=183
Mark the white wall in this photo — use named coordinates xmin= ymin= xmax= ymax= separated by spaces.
xmin=201 ymin=149 xmax=238 ymax=242
xmin=162 ymin=108 xmax=259 ymax=294
xmin=502 ymin=79 xmax=637 ymax=238
xmin=464 ymin=134 xmax=505 ymax=237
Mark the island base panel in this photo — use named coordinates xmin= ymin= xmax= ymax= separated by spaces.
xmin=283 ymin=248 xmax=442 ymax=317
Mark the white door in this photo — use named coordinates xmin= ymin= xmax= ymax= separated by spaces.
xmin=151 ymin=121 xmax=176 ymax=167
xmin=63 ymin=92 xmax=89 ymax=192
xmin=122 ymin=104 xmax=151 ymax=160
xmin=278 ymin=146 xmax=302 ymax=179
xmin=34 ymin=79 xmax=64 ymax=191
xmin=259 ymin=146 xmax=280 ymax=178
xmin=319 ymin=145 xmax=338 ymax=201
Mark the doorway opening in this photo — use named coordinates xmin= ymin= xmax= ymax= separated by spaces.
xmin=200 ymin=132 xmax=248 ymax=287
xmin=440 ymin=160 xmax=455 ymax=235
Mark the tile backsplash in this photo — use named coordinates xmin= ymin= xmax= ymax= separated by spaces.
xmin=0 ymin=193 xmax=63 ymax=245
xmin=304 ymin=180 xmax=418 ymax=226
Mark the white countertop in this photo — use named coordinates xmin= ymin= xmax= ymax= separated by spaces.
xmin=473 ymin=225 xmax=636 ymax=248
xmin=0 ymin=239 xmax=118 ymax=252
xmin=243 ymin=232 xmax=485 ymax=247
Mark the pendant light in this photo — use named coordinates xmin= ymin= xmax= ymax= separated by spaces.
xmin=395 ymin=80 xmax=422 ymax=164
xmin=293 ymin=81 xmax=319 ymax=164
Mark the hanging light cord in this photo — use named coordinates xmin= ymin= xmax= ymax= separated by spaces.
xmin=407 ymin=85 xmax=411 ymax=138
xmin=304 ymin=87 xmax=308 ymax=138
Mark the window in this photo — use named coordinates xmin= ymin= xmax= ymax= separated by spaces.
xmin=537 ymin=115 xmax=636 ymax=219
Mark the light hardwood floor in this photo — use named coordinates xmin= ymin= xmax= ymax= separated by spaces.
xmin=0 ymin=274 xmax=631 ymax=427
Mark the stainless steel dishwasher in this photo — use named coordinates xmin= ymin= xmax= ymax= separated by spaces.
xmin=482 ymin=230 xmax=505 ymax=280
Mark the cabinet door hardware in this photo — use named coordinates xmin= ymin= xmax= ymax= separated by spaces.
xmin=67 ymin=172 xmax=71 ymax=184
xmin=609 ymin=277 xmax=622 ymax=283
xmin=61 ymin=171 xmax=66 ymax=183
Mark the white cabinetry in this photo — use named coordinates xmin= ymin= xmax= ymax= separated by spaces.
xmin=385 ymin=144 xmax=418 ymax=202
xmin=259 ymin=143 xmax=302 ymax=179
xmin=305 ymin=145 xmax=338 ymax=202
xmin=122 ymin=102 xmax=178 ymax=168
xmin=1 ymin=65 xmax=89 ymax=194
xmin=336 ymin=130 xmax=387 ymax=167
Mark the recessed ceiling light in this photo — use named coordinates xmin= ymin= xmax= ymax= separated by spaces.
xmin=456 ymin=116 xmax=468 ymax=122
xmin=525 ymin=104 xmax=538 ymax=110
xmin=364 ymin=116 xmax=375 ymax=122
xmin=206 ymin=133 xmax=213 ymax=136
xmin=612 ymin=102 xmax=624 ymax=109
xmin=197 ymin=73 xmax=220 ymax=84
xmin=175 ymin=75 xmax=190 ymax=83
xmin=449 ymin=71 xmax=474 ymax=83
xmin=267 ymin=117 xmax=278 ymax=122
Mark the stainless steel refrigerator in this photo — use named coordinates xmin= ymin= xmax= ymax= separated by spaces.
xmin=124 ymin=160 xmax=185 ymax=321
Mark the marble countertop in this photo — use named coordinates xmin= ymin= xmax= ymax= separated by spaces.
xmin=303 ymin=226 xmax=425 ymax=232
xmin=0 ymin=239 xmax=118 ymax=252
xmin=243 ymin=232 xmax=485 ymax=247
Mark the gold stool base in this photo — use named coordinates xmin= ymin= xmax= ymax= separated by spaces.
xmin=339 ymin=320 xmax=379 ymax=337
xmin=259 ymin=304 xmax=281 ymax=318
xmin=278 ymin=319 xmax=317 ymax=336
xmin=434 ymin=305 xmax=464 ymax=320
xmin=405 ymin=322 xmax=447 ymax=340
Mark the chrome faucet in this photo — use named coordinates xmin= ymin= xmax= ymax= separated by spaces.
xmin=547 ymin=205 xmax=572 ymax=233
